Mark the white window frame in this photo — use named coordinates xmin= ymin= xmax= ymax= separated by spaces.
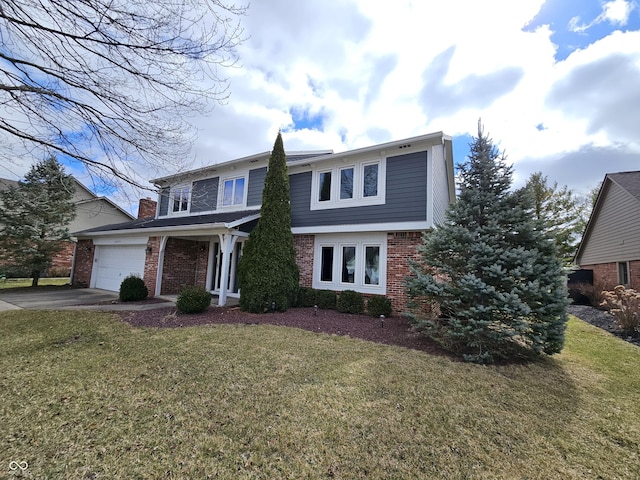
xmin=310 ymin=158 xmax=385 ymax=210
xmin=169 ymin=184 xmax=191 ymax=216
xmin=618 ymin=261 xmax=630 ymax=286
xmin=313 ymin=233 xmax=387 ymax=294
xmin=219 ymin=175 xmax=247 ymax=209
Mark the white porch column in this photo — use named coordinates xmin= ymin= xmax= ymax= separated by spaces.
xmin=217 ymin=233 xmax=238 ymax=306
xmin=154 ymin=236 xmax=168 ymax=297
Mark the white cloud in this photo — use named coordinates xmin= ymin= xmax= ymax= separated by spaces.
xmin=3 ymin=0 xmax=640 ymax=212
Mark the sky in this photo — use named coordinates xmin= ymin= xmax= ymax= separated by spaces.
xmin=3 ymin=0 xmax=640 ymax=211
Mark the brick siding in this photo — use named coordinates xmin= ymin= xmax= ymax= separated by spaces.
xmin=159 ymin=238 xmax=209 ymax=295
xmin=582 ymin=260 xmax=640 ymax=291
xmin=387 ymin=231 xmax=424 ymax=313
xmin=294 ymin=234 xmax=314 ymax=288
xmin=72 ymin=239 xmax=95 ymax=287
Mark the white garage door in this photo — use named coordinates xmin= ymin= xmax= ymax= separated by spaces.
xmin=94 ymin=245 xmax=146 ymax=292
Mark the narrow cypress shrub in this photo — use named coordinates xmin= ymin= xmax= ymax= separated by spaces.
xmin=238 ymin=132 xmax=299 ymax=312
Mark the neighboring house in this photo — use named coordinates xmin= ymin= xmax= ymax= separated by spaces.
xmin=575 ymin=171 xmax=640 ymax=290
xmin=72 ymin=132 xmax=455 ymax=311
xmin=0 ymin=177 xmax=135 ymax=275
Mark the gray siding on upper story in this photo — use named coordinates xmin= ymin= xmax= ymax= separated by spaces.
xmin=578 ymin=180 xmax=640 ymax=265
xmin=290 ymin=151 xmax=428 ymax=228
xmin=158 ymin=187 xmax=170 ymax=217
xmin=247 ymin=167 xmax=267 ymax=207
xmin=191 ymin=177 xmax=218 ymax=213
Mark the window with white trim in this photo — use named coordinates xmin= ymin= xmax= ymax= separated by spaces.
xmin=618 ymin=261 xmax=629 ymax=285
xmin=221 ymin=176 xmax=246 ymax=208
xmin=311 ymin=158 xmax=385 ymax=210
xmin=170 ymin=185 xmax=191 ymax=214
xmin=313 ymin=234 xmax=386 ymax=294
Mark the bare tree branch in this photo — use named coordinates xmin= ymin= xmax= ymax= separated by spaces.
xmin=0 ymin=0 xmax=247 ymax=191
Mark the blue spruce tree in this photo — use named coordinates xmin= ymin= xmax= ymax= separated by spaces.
xmin=406 ymin=124 xmax=568 ymax=363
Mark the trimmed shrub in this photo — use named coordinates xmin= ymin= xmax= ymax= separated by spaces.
xmin=316 ymin=290 xmax=337 ymax=310
xmin=337 ymin=290 xmax=365 ymax=314
xmin=367 ymin=295 xmax=393 ymax=317
xmin=119 ymin=275 xmax=148 ymax=302
xmin=296 ymin=287 xmax=316 ymax=307
xmin=176 ymin=285 xmax=211 ymax=314
xmin=0 ymin=264 xmax=31 ymax=279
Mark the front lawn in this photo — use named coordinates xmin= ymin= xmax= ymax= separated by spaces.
xmin=1 ymin=311 xmax=638 ymax=479
xmin=0 ymin=277 xmax=69 ymax=289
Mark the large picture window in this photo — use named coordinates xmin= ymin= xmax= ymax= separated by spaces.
xmin=314 ymin=234 xmax=386 ymax=294
xmin=311 ymin=158 xmax=385 ymax=210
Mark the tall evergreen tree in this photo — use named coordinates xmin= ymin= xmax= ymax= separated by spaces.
xmin=0 ymin=156 xmax=76 ymax=286
xmin=237 ymin=132 xmax=299 ymax=312
xmin=522 ymin=172 xmax=583 ymax=265
xmin=406 ymin=125 xmax=568 ymax=363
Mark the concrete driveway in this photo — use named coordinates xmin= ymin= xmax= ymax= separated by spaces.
xmin=0 ymin=287 xmax=172 ymax=312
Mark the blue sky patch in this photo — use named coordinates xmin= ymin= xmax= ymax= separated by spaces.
xmin=289 ymin=106 xmax=325 ymax=132
xmin=525 ymin=0 xmax=640 ymax=61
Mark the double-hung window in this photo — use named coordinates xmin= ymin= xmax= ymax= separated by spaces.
xmin=311 ymin=158 xmax=385 ymax=209
xmin=171 ymin=185 xmax=191 ymax=214
xmin=221 ymin=176 xmax=246 ymax=207
xmin=314 ymin=234 xmax=386 ymax=294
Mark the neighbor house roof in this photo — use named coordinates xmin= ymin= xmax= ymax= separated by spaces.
xmin=575 ymin=170 xmax=640 ymax=263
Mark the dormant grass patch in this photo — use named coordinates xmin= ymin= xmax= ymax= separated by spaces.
xmin=1 ymin=310 xmax=638 ymax=479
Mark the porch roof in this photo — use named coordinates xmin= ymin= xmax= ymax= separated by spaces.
xmin=74 ymin=209 xmax=261 ymax=237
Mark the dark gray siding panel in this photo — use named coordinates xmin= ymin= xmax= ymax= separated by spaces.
xmin=290 ymin=151 xmax=427 ymax=228
xmin=248 ymin=167 xmax=267 ymax=207
xmin=158 ymin=187 xmax=170 ymax=217
xmin=191 ymin=177 xmax=218 ymax=213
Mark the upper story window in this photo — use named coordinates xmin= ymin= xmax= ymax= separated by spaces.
xmin=311 ymin=159 xmax=385 ymax=210
xmin=221 ymin=176 xmax=246 ymax=208
xmin=171 ymin=185 xmax=191 ymax=214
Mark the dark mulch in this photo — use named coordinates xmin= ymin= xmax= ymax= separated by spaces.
xmin=568 ymin=304 xmax=640 ymax=347
xmin=117 ymin=306 xmax=452 ymax=357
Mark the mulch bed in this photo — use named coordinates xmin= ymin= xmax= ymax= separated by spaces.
xmin=113 ymin=303 xmax=639 ymax=357
xmin=117 ymin=305 xmax=452 ymax=356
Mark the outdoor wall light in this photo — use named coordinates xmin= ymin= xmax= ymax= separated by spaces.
xmin=145 ymin=246 xmax=153 ymax=254
xmin=85 ymin=246 xmax=92 ymax=253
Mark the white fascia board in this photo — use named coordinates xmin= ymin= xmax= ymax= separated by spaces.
xmin=225 ymin=213 xmax=261 ymax=229
xmin=77 ymin=223 xmax=233 ymax=239
xmin=292 ymin=221 xmax=431 ymax=235
xmin=92 ymin=236 xmax=149 ymax=246
xmin=287 ymin=132 xmax=447 ymax=172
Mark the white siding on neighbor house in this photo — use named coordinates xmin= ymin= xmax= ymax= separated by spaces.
xmin=579 ymin=181 xmax=640 ymax=265
xmin=431 ymin=143 xmax=451 ymax=226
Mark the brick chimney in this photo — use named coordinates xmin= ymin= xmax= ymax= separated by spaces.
xmin=138 ymin=197 xmax=157 ymax=219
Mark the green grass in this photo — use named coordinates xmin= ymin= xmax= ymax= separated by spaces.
xmin=1 ymin=311 xmax=638 ymax=479
xmin=0 ymin=277 xmax=69 ymax=289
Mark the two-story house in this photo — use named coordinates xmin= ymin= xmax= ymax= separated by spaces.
xmin=72 ymin=131 xmax=455 ymax=312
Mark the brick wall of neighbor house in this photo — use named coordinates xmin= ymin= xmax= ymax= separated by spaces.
xmin=160 ymin=238 xmax=209 ymax=294
xmin=73 ymin=239 xmax=95 ymax=287
xmin=387 ymin=231 xmax=424 ymax=313
xmin=582 ymin=260 xmax=640 ymax=291
xmin=50 ymin=241 xmax=75 ymax=275
xmin=294 ymin=235 xmax=314 ymax=288
xmin=138 ymin=197 xmax=157 ymax=219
